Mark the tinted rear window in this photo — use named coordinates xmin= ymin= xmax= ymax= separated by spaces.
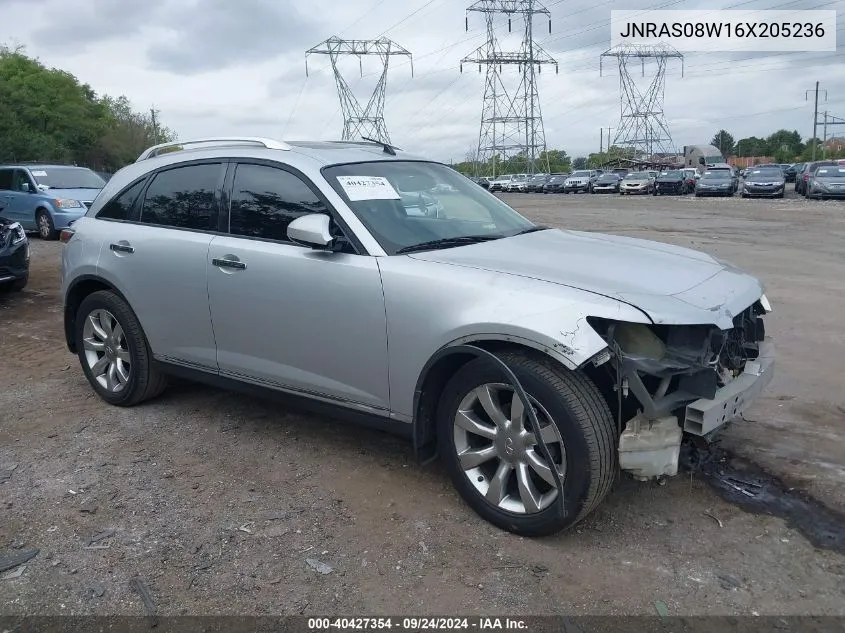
xmin=140 ymin=163 xmax=221 ymax=230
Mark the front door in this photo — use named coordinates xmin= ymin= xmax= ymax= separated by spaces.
xmin=207 ymin=162 xmax=390 ymax=413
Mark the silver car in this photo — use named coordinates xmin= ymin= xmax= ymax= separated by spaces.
xmin=61 ymin=137 xmax=775 ymax=536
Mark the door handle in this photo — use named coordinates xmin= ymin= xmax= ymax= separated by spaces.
xmin=109 ymin=242 xmax=134 ymax=254
xmin=212 ymin=257 xmax=246 ymax=270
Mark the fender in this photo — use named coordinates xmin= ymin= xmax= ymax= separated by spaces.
xmin=63 ymin=274 xmax=131 ymax=353
xmin=410 ymin=332 xmax=609 ymax=464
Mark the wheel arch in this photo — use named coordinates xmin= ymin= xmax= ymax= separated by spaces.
xmin=64 ymin=275 xmax=132 ymax=353
xmin=411 ymin=336 xmax=582 ymax=464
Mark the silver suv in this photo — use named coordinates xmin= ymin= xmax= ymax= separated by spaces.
xmin=61 ymin=137 xmax=775 ymax=536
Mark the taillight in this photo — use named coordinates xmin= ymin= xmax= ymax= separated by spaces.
xmin=59 ymin=228 xmax=75 ymax=243
xmin=803 ymin=174 xmax=810 ymax=181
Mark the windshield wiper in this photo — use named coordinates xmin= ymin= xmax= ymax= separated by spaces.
xmin=396 ymin=235 xmax=502 ymax=254
xmin=513 ymin=225 xmax=550 ymax=236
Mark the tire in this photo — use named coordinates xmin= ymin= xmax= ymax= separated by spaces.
xmin=778 ymin=191 xmax=785 ymax=198
xmin=74 ymin=290 xmax=167 ymax=407
xmin=436 ymin=352 xmax=616 ymax=537
xmin=741 ymin=193 xmax=748 ymax=198
xmin=36 ymin=209 xmax=58 ymax=240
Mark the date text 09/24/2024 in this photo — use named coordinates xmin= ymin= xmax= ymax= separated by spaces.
xmin=308 ymin=618 xmax=528 ymax=630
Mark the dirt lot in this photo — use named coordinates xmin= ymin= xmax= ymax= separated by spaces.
xmin=2 ymin=190 xmax=845 ymax=617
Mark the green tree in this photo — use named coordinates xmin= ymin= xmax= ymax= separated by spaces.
xmin=0 ymin=45 xmax=177 ymax=172
xmin=766 ymin=129 xmax=803 ymax=161
xmin=711 ymin=130 xmax=735 ymax=156
xmin=734 ymin=136 xmax=769 ymax=157
xmin=572 ymin=156 xmax=587 ymax=170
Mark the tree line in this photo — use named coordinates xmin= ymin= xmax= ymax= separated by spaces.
xmin=0 ymin=45 xmax=177 ymax=173
xmin=711 ymin=129 xmax=844 ymax=163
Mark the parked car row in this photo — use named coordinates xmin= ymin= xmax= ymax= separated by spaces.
xmin=471 ymin=159 xmax=845 ymax=201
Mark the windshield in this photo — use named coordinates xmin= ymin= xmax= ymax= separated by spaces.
xmin=659 ymin=171 xmax=682 ymax=178
xmin=704 ymin=155 xmax=723 ymax=164
xmin=30 ymin=167 xmax=105 ymax=189
xmin=323 ymin=161 xmax=536 ymax=255
xmin=570 ymin=171 xmax=590 ymax=177
xmin=747 ymin=169 xmax=783 ymax=179
xmin=815 ymin=167 xmax=845 ymax=178
xmin=625 ymin=173 xmax=649 ymax=180
xmin=702 ymin=172 xmax=732 ymax=180
xmin=596 ymin=175 xmax=618 ymax=182
xmin=530 ymin=175 xmax=546 ymax=182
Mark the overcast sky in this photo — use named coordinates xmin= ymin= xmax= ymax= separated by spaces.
xmin=2 ymin=0 xmax=844 ymax=162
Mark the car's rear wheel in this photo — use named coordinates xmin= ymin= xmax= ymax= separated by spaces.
xmin=36 ymin=209 xmax=58 ymax=240
xmin=436 ymin=353 xmax=616 ymax=536
xmin=75 ymin=290 xmax=167 ymax=406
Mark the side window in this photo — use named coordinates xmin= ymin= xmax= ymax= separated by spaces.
xmin=96 ymin=179 xmax=146 ymax=221
xmin=0 ymin=169 xmax=12 ymax=191
xmin=11 ymin=170 xmax=33 ymax=192
xmin=229 ymin=164 xmax=328 ymax=242
xmin=140 ymin=163 xmax=221 ymax=230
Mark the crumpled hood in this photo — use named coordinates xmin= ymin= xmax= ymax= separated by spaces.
xmin=409 ymin=229 xmax=764 ymax=329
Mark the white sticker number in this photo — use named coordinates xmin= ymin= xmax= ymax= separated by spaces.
xmin=336 ymin=176 xmax=400 ymax=201
xmin=31 ymin=170 xmax=48 ymax=177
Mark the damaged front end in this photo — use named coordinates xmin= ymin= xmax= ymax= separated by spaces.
xmin=584 ymin=297 xmax=775 ymax=480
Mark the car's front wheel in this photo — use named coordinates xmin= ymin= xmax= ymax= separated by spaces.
xmin=36 ymin=209 xmax=58 ymax=240
xmin=75 ymin=290 xmax=167 ymax=407
xmin=437 ymin=353 xmax=616 ymax=536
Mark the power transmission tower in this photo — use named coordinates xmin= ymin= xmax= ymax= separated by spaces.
xmin=306 ymin=36 xmax=413 ymax=144
xmin=461 ymin=0 xmax=558 ymax=177
xmin=600 ymin=43 xmax=683 ymax=163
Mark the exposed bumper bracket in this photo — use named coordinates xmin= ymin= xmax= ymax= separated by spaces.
xmin=683 ymin=340 xmax=775 ymax=436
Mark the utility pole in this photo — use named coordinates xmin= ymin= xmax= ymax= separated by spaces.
xmin=805 ymin=82 xmax=827 ymax=161
xmin=823 ymin=110 xmax=828 ymax=158
xmin=600 ymin=128 xmax=603 ymax=154
xmin=150 ymin=107 xmax=159 ymax=145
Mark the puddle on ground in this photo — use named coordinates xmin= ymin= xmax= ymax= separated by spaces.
xmin=681 ymin=439 xmax=845 ymax=555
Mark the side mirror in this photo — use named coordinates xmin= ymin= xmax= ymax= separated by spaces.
xmin=287 ymin=213 xmax=333 ymax=249
xmin=698 ymin=157 xmax=705 ymax=165
xmin=20 ymin=182 xmax=31 ymax=193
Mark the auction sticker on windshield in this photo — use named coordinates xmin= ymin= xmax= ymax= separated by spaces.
xmin=31 ymin=170 xmax=48 ymax=177
xmin=336 ymin=176 xmax=401 ymax=201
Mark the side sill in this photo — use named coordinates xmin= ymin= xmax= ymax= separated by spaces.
xmin=151 ymin=360 xmax=412 ymax=441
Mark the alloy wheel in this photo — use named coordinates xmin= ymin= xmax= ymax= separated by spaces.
xmin=38 ymin=214 xmax=51 ymax=238
xmin=82 ymin=309 xmax=131 ymax=393
xmin=453 ymin=383 xmax=565 ymax=514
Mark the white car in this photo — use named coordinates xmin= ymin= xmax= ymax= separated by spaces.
xmin=489 ymin=175 xmax=514 ymax=192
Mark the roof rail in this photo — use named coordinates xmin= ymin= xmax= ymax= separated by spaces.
xmin=136 ymin=137 xmax=292 ymax=162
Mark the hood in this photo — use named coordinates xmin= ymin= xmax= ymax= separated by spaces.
xmin=409 ymin=229 xmax=763 ymax=329
xmin=40 ymin=187 xmax=102 ymax=202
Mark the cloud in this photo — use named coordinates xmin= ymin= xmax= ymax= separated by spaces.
xmin=146 ymin=0 xmax=317 ymax=75
xmin=29 ymin=0 xmax=167 ymax=49
xmin=2 ymin=0 xmax=844 ymax=162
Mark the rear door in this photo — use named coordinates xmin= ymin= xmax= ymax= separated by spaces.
xmin=206 ymin=160 xmax=390 ymax=412
xmin=93 ymin=160 xmax=224 ymax=371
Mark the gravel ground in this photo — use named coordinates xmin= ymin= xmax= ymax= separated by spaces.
xmin=1 ymin=189 xmax=844 ymax=616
